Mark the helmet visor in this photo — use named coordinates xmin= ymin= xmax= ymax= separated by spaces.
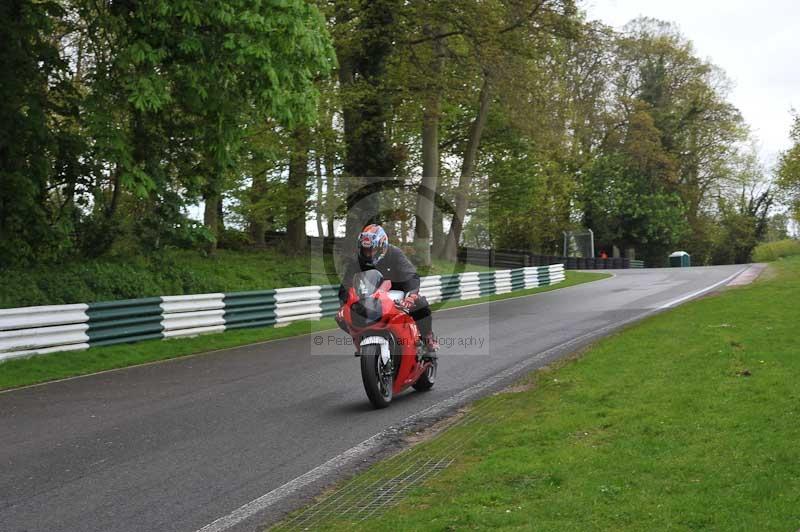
xmin=360 ymin=245 xmax=378 ymax=261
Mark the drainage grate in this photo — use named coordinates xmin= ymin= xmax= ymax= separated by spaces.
xmin=270 ymin=396 xmax=511 ymax=531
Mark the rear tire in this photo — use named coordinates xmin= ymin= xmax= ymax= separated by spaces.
xmin=412 ymin=360 xmax=437 ymax=392
xmin=360 ymin=344 xmax=393 ymax=408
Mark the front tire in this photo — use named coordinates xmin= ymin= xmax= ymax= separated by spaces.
xmin=360 ymin=344 xmax=393 ymax=408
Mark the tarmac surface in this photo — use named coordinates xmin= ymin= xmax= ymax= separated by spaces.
xmin=0 ymin=265 xmax=747 ymax=532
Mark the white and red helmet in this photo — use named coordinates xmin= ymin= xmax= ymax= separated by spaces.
xmin=358 ymin=224 xmax=388 ymax=266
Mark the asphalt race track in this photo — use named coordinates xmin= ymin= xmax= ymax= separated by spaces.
xmin=0 ymin=265 xmax=746 ymax=532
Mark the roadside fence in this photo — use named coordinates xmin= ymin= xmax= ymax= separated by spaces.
xmin=0 ymin=264 xmax=565 ymax=362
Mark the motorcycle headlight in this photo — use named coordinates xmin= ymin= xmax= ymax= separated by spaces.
xmin=351 ymin=297 xmax=383 ymax=328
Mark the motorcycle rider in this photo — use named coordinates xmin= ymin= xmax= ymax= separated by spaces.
xmin=337 ymin=224 xmax=439 ymax=358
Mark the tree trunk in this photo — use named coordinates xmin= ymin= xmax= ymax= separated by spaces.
xmin=412 ymin=25 xmax=444 ymax=267
xmin=203 ymin=190 xmax=220 ymax=254
xmin=339 ymin=1 xmax=398 ymax=250
xmin=217 ymin=195 xmax=224 ymax=237
xmin=287 ymin=126 xmax=310 ymax=253
xmin=336 ymin=18 xmax=359 ymax=254
xmin=325 ymin=152 xmax=336 ymax=238
xmin=315 ymin=152 xmax=325 ymax=237
xmin=442 ymin=77 xmax=492 ymax=261
xmin=383 ymin=214 xmax=396 ymax=242
xmin=108 ymin=165 xmax=123 ymax=221
xmin=249 ymin=169 xmax=267 ymax=248
xmin=413 ymin=100 xmax=440 ymax=266
xmin=432 ymin=203 xmax=444 ymax=254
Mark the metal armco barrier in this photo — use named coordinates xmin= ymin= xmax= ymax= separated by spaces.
xmin=0 ymin=304 xmax=91 ymax=359
xmin=0 ymin=264 xmax=565 ymax=362
xmin=458 ymin=247 xmax=644 ymax=270
xmin=87 ymin=298 xmax=164 ymax=347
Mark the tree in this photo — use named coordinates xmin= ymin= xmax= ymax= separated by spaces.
xmin=470 ymin=16 xmax=613 ymax=254
xmin=0 ymin=0 xmax=76 ymax=266
xmin=0 ymin=2 xmax=770 ymax=272
xmin=439 ymin=0 xmax=580 ymax=260
xmin=777 ymin=112 xmax=800 ymax=225
xmin=765 ymin=213 xmax=791 ymax=242
xmin=411 ymin=22 xmax=445 ymax=267
xmin=286 ymin=126 xmax=311 ymax=252
xmin=712 ymin=187 xmax=773 ymax=264
xmin=709 ymin=146 xmax=773 ymax=264
xmin=334 ymin=0 xmax=402 ymax=250
xmin=612 ymin=18 xmax=747 ymax=259
xmin=582 ymin=104 xmax=689 ymax=264
xmin=55 ymin=0 xmax=334 ymax=256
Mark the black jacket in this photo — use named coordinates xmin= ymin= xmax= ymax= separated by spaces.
xmin=338 ymin=245 xmax=420 ymax=302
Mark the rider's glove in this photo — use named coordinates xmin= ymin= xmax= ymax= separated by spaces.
xmin=335 ymin=308 xmax=349 ymax=333
xmin=401 ymin=293 xmax=419 ymax=310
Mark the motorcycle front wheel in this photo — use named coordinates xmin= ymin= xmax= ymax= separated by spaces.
xmin=360 ymin=344 xmax=393 ymax=408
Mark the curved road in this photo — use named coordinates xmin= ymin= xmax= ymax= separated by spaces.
xmin=0 ymin=265 xmax=746 ymax=532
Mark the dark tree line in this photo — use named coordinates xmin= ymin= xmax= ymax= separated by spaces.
xmin=0 ymin=1 xmax=782 ymax=271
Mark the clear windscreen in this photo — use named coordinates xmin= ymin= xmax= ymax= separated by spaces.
xmin=353 ymin=269 xmax=383 ymax=298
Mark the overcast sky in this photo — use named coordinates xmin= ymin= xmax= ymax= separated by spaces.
xmin=584 ymin=0 xmax=800 ymax=170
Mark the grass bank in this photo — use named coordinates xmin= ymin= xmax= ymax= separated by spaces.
xmin=0 ymin=249 xmax=494 ymax=309
xmin=0 ymin=271 xmax=608 ymax=391
xmin=288 ymin=257 xmax=800 ymax=531
xmin=752 ymin=238 xmax=800 ymax=262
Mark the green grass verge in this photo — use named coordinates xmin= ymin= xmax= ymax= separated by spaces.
xmin=289 ymin=257 xmax=800 ymax=532
xmin=752 ymin=238 xmax=800 ymax=262
xmin=0 ymin=271 xmax=607 ymax=391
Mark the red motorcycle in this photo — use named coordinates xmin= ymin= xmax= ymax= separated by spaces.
xmin=337 ymin=270 xmax=437 ymax=409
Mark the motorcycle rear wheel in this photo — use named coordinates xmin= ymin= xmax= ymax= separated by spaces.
xmin=360 ymin=344 xmax=393 ymax=408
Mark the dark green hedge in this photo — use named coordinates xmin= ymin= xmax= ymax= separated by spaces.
xmin=0 ymin=249 xmax=491 ymax=308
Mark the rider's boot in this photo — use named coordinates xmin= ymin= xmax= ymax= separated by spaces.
xmin=422 ymin=332 xmax=439 ymax=360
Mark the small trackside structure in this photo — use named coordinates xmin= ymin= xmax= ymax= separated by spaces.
xmin=669 ymin=251 xmax=691 ymax=267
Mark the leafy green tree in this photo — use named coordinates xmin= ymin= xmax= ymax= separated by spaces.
xmin=0 ymin=1 xmax=772 ymax=274
xmin=0 ymin=0 xmax=76 ymax=266
xmin=582 ymin=105 xmax=689 ymax=264
xmin=67 ymin=0 xmax=334 ymax=254
xmin=331 ymin=0 xmax=404 ymax=248
xmin=712 ymin=187 xmax=773 ymax=264
xmin=777 ymin=112 xmax=800 ymax=225
xmin=438 ymin=0 xmax=580 ymax=260
xmin=764 ymin=213 xmax=791 ymax=242
xmin=612 ymin=18 xmax=747 ymax=259
xmin=468 ymin=16 xmax=614 ymax=254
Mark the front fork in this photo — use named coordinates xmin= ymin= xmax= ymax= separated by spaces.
xmin=360 ymin=336 xmax=391 ymax=365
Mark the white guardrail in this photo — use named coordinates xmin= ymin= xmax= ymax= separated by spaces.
xmin=0 ymin=264 xmax=565 ymax=362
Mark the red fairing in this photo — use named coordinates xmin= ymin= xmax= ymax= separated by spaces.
xmin=341 ymin=285 xmax=431 ymax=394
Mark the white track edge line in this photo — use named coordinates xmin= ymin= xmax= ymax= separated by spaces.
xmin=657 ymin=267 xmax=747 ymax=310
